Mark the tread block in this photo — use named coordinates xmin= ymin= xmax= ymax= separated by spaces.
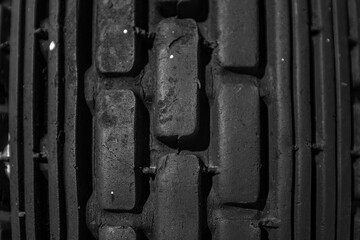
xmin=99 ymin=226 xmax=136 ymax=240
xmin=154 ymin=18 xmax=200 ymax=145
xmin=211 ymin=209 xmax=260 ymax=240
xmin=155 ymin=154 xmax=200 ymax=240
xmin=217 ymin=0 xmax=260 ymax=70
xmin=213 ymin=218 xmax=260 ymax=240
xmin=95 ymin=90 xmax=144 ymax=211
xmin=211 ymin=80 xmax=261 ymax=204
xmin=96 ymin=0 xmax=139 ymax=75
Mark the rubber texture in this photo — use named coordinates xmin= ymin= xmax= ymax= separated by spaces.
xmin=0 ymin=0 xmax=357 ymax=239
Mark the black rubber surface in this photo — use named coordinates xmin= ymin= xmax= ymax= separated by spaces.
xmin=0 ymin=0 xmax=357 ymax=239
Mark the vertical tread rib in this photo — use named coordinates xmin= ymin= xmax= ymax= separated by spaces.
xmin=63 ymin=0 xmax=93 ymax=239
xmin=63 ymin=0 xmax=80 ymax=237
xmin=291 ymin=0 xmax=312 ymax=239
xmin=332 ymin=0 xmax=352 ymax=239
xmin=261 ymin=0 xmax=293 ymax=239
xmin=9 ymin=0 xmax=25 ymax=238
xmin=311 ymin=0 xmax=337 ymax=239
xmin=23 ymin=0 xmax=39 ymax=239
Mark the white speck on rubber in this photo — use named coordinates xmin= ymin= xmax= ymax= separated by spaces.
xmin=49 ymin=41 xmax=56 ymax=51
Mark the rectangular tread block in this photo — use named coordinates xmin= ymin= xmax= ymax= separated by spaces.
xmin=95 ymin=90 xmax=143 ymax=211
xmin=211 ymin=79 xmax=261 ymax=204
xmin=155 ymin=154 xmax=200 ymax=240
xmin=96 ymin=0 xmax=138 ymax=75
xmin=154 ymin=18 xmax=200 ymax=144
xmin=99 ymin=226 xmax=136 ymax=240
xmin=213 ymin=217 xmax=260 ymax=240
xmin=217 ymin=0 xmax=260 ymax=70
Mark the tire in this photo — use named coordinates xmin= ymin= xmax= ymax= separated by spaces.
xmin=1 ymin=0 xmax=358 ymax=239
